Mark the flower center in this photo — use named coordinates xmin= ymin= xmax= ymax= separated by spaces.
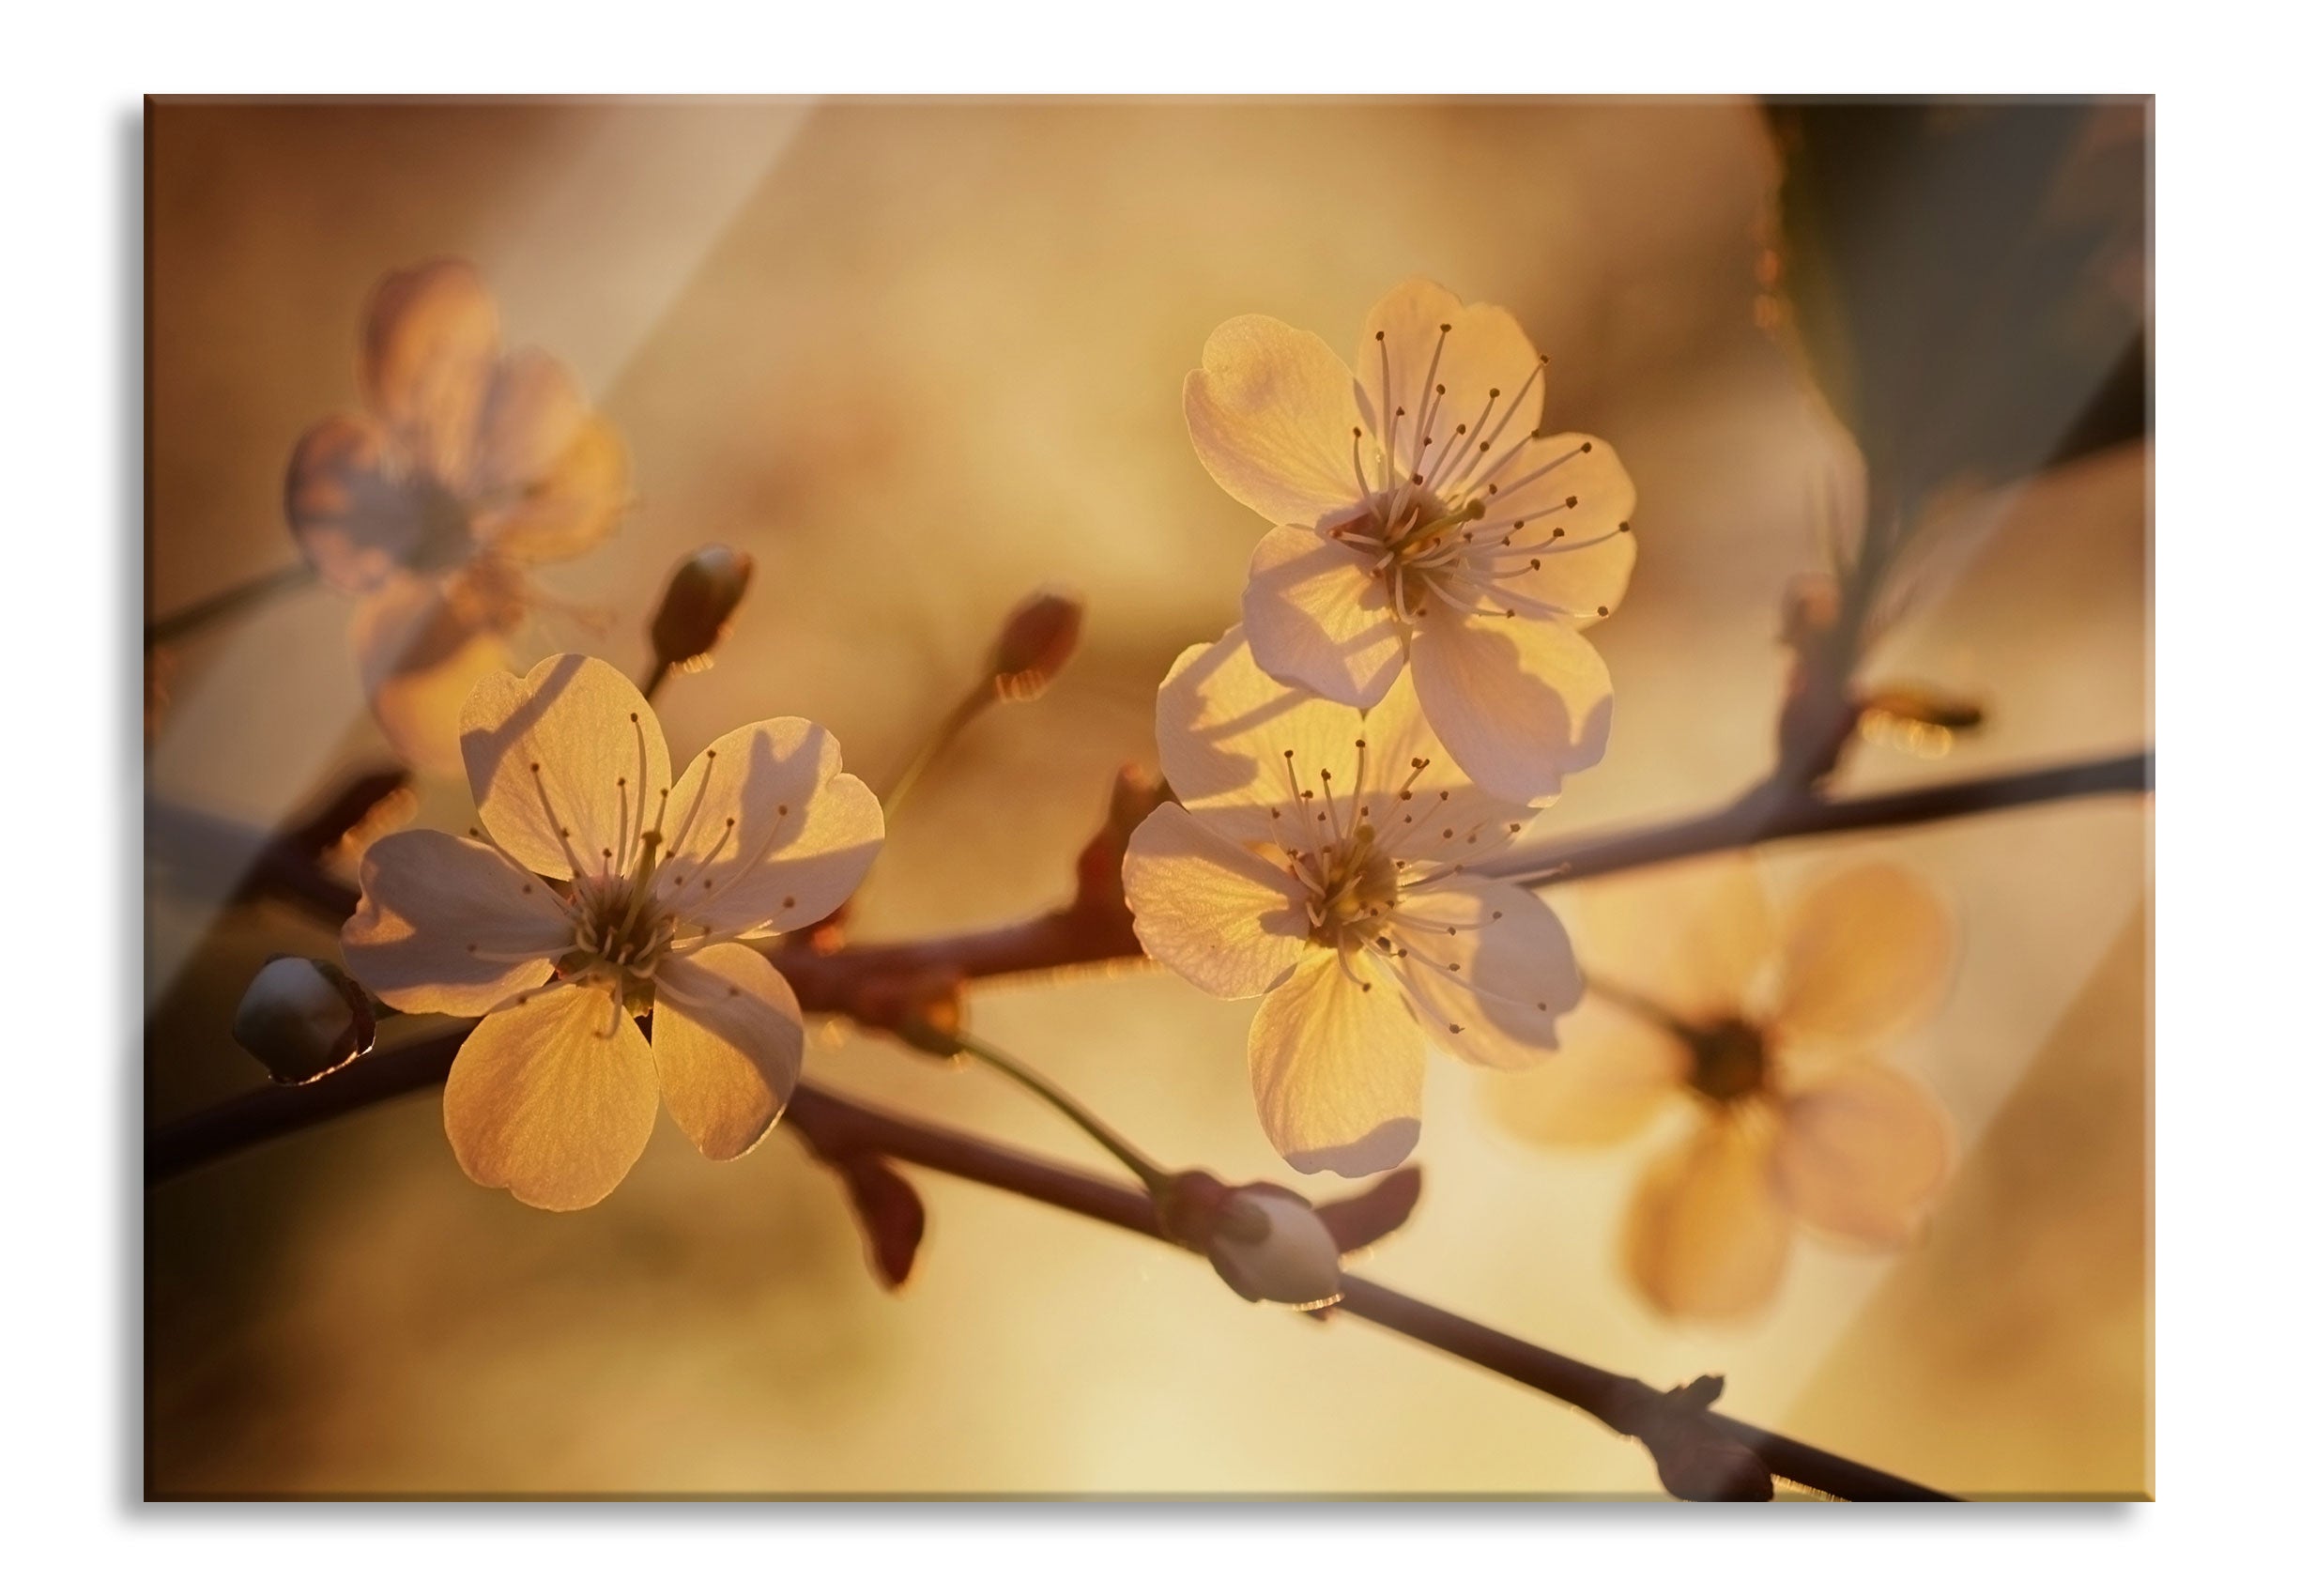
xmin=560 ymin=850 xmax=680 ymax=1015
xmin=1301 ymin=823 xmax=1399 ymax=953
xmin=1688 ymin=1017 xmax=1771 ymax=1105
xmin=404 ymin=473 xmax=479 ymax=572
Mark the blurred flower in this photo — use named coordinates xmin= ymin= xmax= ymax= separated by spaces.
xmin=1124 ymin=627 xmax=1580 ymax=1176
xmin=1487 ymin=858 xmax=1956 ymax=1320
xmin=286 ymin=260 xmax=632 ymax=773
xmin=1185 ymin=278 xmax=1634 ymax=803
xmin=233 ymin=956 xmax=376 ymax=1085
xmin=341 ymin=654 xmax=884 ymax=1209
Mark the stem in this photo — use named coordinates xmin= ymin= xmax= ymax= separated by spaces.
xmin=146 ymin=561 xmax=316 ymax=650
xmin=1482 ymin=752 xmax=2151 ymax=886
xmin=639 ymin=655 xmax=674 ymax=699
xmin=145 ymin=1050 xmax=1955 ymax=1501
xmin=880 ymin=676 xmax=998 ymax=820
xmin=955 ymin=1031 xmax=1171 ymax=1190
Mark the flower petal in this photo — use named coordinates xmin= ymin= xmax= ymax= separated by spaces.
xmin=1122 ymin=802 xmax=1310 ymax=999
xmin=443 ymin=982 xmax=658 ymax=1210
xmin=1249 ymin=951 xmax=1426 ymax=1176
xmin=1241 ymin=524 xmax=1405 ymax=709
xmin=1352 ymin=280 xmax=1546 ymax=495
xmin=1773 ymin=1063 xmax=1955 ymax=1247
xmin=359 ymin=259 xmax=500 ymax=483
xmin=1184 ymin=313 xmax=1365 ymax=528
xmin=460 ymin=653 xmax=673 ymax=883
xmin=653 ymin=717 xmax=883 ymax=940
xmin=1574 ymin=857 xmax=1778 ymax=1023
xmin=1773 ymin=863 xmax=1955 ymax=1047
xmin=1477 ymin=453 xmax=1637 ymax=627
xmin=1153 ymin=627 xmax=1370 ymax=843
xmin=1410 ymin=613 xmax=1613 ymax=805
xmin=652 ymin=942 xmax=806 ymax=1160
xmin=285 ymin=412 xmax=427 ymax=592
xmin=1621 ymin=1113 xmax=1793 ymax=1321
xmin=1483 ymin=1001 xmax=1688 ymax=1147
xmin=468 ymin=350 xmax=632 ymax=564
xmin=1388 ymin=882 xmax=1582 ymax=1068
xmin=350 ymin=575 xmax=519 ymax=777
xmin=1474 ymin=435 xmax=1635 ymax=582
xmin=341 ymin=829 xmax=569 ymax=1016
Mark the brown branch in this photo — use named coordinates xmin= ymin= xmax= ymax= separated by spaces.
xmin=144 ymin=1037 xmax=1953 ymax=1501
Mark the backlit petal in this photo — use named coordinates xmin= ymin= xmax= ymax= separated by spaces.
xmin=1388 ymin=882 xmax=1581 ymax=1068
xmin=1410 ymin=612 xmax=1613 ymax=805
xmin=1773 ymin=863 xmax=1955 ymax=1047
xmin=285 ymin=412 xmax=426 ymax=592
xmin=1621 ymin=1112 xmax=1793 ymax=1321
xmin=460 ymin=654 xmax=672 ymax=883
xmin=1573 ymin=857 xmax=1778 ymax=1023
xmin=468 ymin=351 xmax=632 ymax=564
xmin=1483 ymin=1001 xmax=1688 ymax=1147
xmin=1122 ymin=802 xmax=1310 ymax=999
xmin=341 ymin=829 xmax=568 ymax=1016
xmin=359 ymin=259 xmax=500 ymax=483
xmin=1773 ymin=1063 xmax=1955 ymax=1247
xmin=1154 ymin=627 xmax=1369 ymax=843
xmin=1184 ymin=314 xmax=1365 ymax=528
xmin=1353 ymin=280 xmax=1546 ymax=495
xmin=1240 ymin=524 xmax=1405 ymax=709
xmin=653 ymin=718 xmax=883 ymax=940
xmin=1475 ymin=436 xmax=1635 ymax=580
xmin=652 ymin=942 xmax=806 ymax=1160
xmin=443 ymin=982 xmax=657 ymax=1211
xmin=1249 ymin=951 xmax=1425 ymax=1175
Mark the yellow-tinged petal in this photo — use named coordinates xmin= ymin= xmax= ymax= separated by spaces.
xmin=653 ymin=717 xmax=883 ymax=940
xmin=350 ymin=575 xmax=519 ymax=777
xmin=1773 ymin=863 xmax=1955 ymax=1047
xmin=1621 ymin=1112 xmax=1793 ymax=1321
xmin=460 ymin=654 xmax=672 ymax=884
xmin=652 ymin=942 xmax=806 ymax=1160
xmin=1249 ymin=951 xmax=1425 ymax=1175
xmin=1122 ymin=802 xmax=1310 ymax=999
xmin=1483 ymin=1000 xmax=1688 ymax=1147
xmin=1410 ymin=612 xmax=1613 ymax=805
xmin=285 ymin=412 xmax=427 ymax=592
xmin=359 ymin=259 xmax=500 ymax=483
xmin=1574 ymin=857 xmax=1778 ymax=1023
xmin=1153 ymin=627 xmax=1366 ymax=842
xmin=341 ymin=829 xmax=568 ymax=1016
xmin=1241 ymin=524 xmax=1404 ymax=709
xmin=1184 ymin=314 xmax=1365 ymax=529
xmin=1388 ymin=882 xmax=1581 ymax=1068
xmin=1475 ymin=436 xmax=1635 ymax=566
xmin=1773 ymin=1062 xmax=1955 ymax=1247
xmin=443 ymin=982 xmax=657 ymax=1210
xmin=468 ymin=352 xmax=632 ymax=564
xmin=1353 ymin=280 xmax=1546 ymax=490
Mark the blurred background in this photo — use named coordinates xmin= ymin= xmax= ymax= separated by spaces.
xmin=145 ymin=97 xmax=2149 ymax=1496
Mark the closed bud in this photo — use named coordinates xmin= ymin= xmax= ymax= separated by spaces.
xmin=650 ymin=545 xmax=756 ymax=670
xmin=988 ymin=589 xmax=1083 ymax=700
xmin=232 ymin=957 xmax=376 ymax=1085
xmin=1205 ymin=1188 xmax=1343 ymax=1311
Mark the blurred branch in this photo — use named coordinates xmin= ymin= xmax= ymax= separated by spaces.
xmin=145 ymin=562 xmax=316 ymax=650
xmin=144 ymin=1036 xmax=1952 ymax=1501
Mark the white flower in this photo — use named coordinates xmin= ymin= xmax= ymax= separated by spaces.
xmin=1122 ymin=627 xmax=1581 ymax=1176
xmin=1185 ymin=278 xmax=1636 ymax=804
xmin=341 ymin=654 xmax=884 ymax=1210
xmin=287 ymin=260 xmax=632 ymax=774
xmin=1486 ymin=859 xmax=1957 ymax=1320
xmin=1205 ymin=1189 xmax=1343 ymax=1310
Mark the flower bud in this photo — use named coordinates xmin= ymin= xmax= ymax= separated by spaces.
xmin=650 ymin=545 xmax=756 ymax=670
xmin=988 ymin=589 xmax=1083 ymax=701
xmin=232 ymin=957 xmax=376 ymax=1085
xmin=1204 ymin=1189 xmax=1343 ymax=1310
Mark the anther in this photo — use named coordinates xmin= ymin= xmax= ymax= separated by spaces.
xmin=1565 ymin=496 xmax=1578 ymax=508
xmin=1597 ymin=606 xmax=1611 ymax=617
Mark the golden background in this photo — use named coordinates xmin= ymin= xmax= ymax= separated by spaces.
xmin=145 ymin=98 xmax=2149 ymax=1496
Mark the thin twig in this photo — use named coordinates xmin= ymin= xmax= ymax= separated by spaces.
xmin=144 ymin=1043 xmax=1954 ymax=1501
xmin=146 ymin=562 xmax=316 ymax=650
